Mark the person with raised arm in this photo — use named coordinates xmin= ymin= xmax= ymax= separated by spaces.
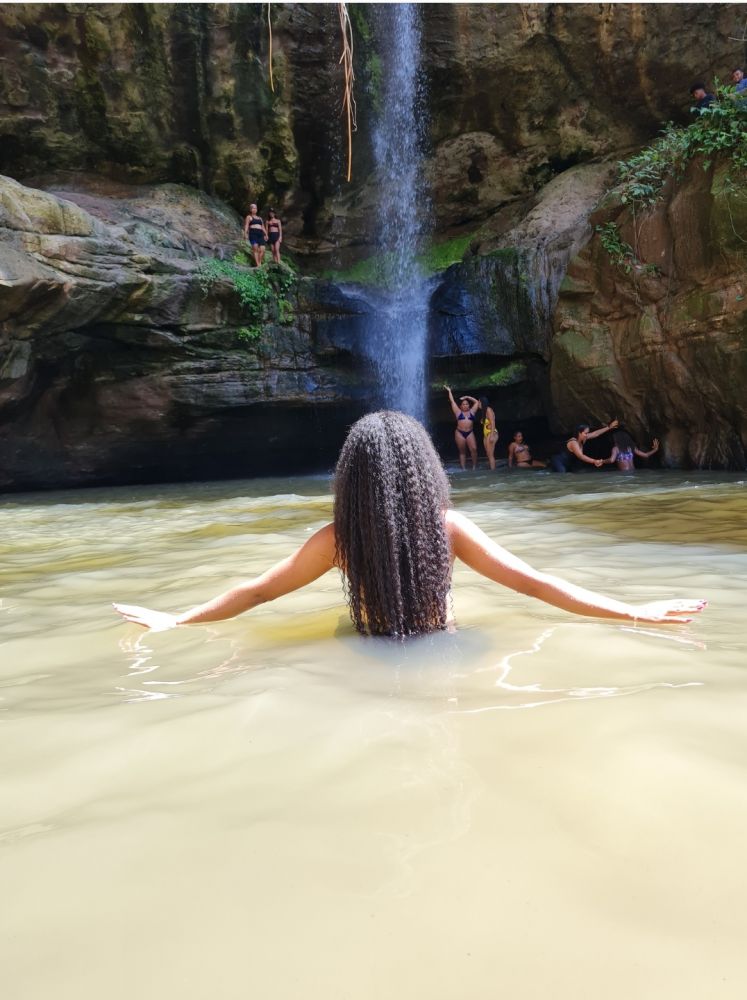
xmin=445 ymin=386 xmax=480 ymax=470
xmin=607 ymin=428 xmax=659 ymax=471
xmin=551 ymin=419 xmax=619 ymax=473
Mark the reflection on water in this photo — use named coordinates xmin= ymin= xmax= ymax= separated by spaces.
xmin=1 ymin=471 xmax=747 ymax=999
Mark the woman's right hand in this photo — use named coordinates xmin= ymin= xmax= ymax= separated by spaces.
xmin=629 ymin=598 xmax=707 ymax=624
xmin=113 ymin=604 xmax=179 ymax=632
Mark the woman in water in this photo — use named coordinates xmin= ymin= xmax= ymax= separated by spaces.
xmin=242 ymin=203 xmax=267 ymax=267
xmin=445 ymin=386 xmax=479 ymax=470
xmin=507 ymin=430 xmax=546 ymax=469
xmin=551 ymin=420 xmax=619 ymax=472
xmin=607 ymin=429 xmax=659 ymax=471
xmin=266 ymin=208 xmax=283 ymax=264
xmin=479 ymin=397 xmax=499 ymax=471
xmin=115 ymin=412 xmax=705 ymax=636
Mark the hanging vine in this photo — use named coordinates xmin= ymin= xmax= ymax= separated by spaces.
xmin=267 ymin=2 xmax=274 ymax=92
xmin=338 ymin=2 xmax=357 ymax=182
xmin=265 ymin=2 xmax=357 ymax=180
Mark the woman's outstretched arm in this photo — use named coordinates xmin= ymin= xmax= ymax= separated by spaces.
xmin=114 ymin=523 xmax=337 ymax=631
xmin=444 ymin=385 xmax=461 ymax=418
xmin=446 ymin=509 xmax=705 ymax=624
xmin=586 ymin=419 xmax=618 ymax=441
xmin=635 ymin=438 xmax=659 ymax=459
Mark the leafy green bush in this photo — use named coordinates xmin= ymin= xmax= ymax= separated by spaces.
xmin=617 ymin=86 xmax=747 ymax=208
xmin=197 ymin=257 xmax=296 ymax=343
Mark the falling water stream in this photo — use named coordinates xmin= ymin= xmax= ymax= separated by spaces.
xmin=358 ymin=3 xmax=430 ymax=420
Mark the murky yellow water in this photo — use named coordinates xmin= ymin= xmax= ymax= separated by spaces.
xmin=2 ymin=471 xmax=747 ymax=999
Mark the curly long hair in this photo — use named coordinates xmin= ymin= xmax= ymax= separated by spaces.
xmin=333 ymin=411 xmax=452 ymax=637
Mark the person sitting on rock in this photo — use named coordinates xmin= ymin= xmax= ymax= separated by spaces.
xmin=507 ymin=430 xmax=546 ymax=469
xmin=243 ymin=203 xmax=267 ymax=266
xmin=606 ymin=429 xmax=659 ymax=472
xmin=690 ymin=82 xmax=715 ymax=111
xmin=266 ymin=208 xmax=283 ymax=264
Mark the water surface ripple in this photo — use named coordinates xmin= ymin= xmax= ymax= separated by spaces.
xmin=1 ymin=471 xmax=746 ymax=999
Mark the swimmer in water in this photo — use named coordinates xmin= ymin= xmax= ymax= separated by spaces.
xmin=479 ymin=396 xmax=499 ymax=471
xmin=445 ymin=386 xmax=480 ymax=470
xmin=551 ymin=420 xmax=618 ymax=473
xmin=507 ymin=430 xmax=546 ymax=469
xmin=607 ymin=429 xmax=659 ymax=471
xmin=115 ymin=411 xmax=706 ymax=637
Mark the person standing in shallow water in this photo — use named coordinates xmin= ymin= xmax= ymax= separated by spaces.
xmin=266 ymin=208 xmax=283 ymax=264
xmin=607 ymin=429 xmax=659 ymax=471
xmin=445 ymin=386 xmax=479 ymax=470
xmin=551 ymin=420 xmax=618 ymax=472
xmin=114 ymin=411 xmax=706 ymax=637
xmin=479 ymin=396 xmax=498 ymax=471
xmin=243 ymin=203 xmax=267 ymax=267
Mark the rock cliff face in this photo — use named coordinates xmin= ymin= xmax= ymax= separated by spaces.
xmin=553 ymin=159 xmax=747 ymax=468
xmin=1 ymin=4 xmax=747 ymax=488
xmin=0 ymin=174 xmax=366 ymax=490
xmin=1 ymin=3 xmax=743 ymax=255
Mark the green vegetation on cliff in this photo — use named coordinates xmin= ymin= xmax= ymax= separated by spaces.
xmin=198 ymin=254 xmax=296 ymax=341
xmin=617 ymin=87 xmax=747 ymax=208
xmin=323 ymin=234 xmax=474 ymax=286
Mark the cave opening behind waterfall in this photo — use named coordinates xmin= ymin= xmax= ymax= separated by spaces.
xmin=428 ymin=353 xmax=556 ymax=469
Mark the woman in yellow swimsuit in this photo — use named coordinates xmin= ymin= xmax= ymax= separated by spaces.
xmin=479 ymin=396 xmax=499 ymax=470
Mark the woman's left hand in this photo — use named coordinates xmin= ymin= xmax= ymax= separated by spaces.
xmin=113 ymin=604 xmax=179 ymax=631
xmin=630 ymin=598 xmax=707 ymax=624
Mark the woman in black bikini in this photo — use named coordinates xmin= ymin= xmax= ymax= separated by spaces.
xmin=266 ymin=208 xmax=283 ymax=264
xmin=445 ymin=386 xmax=479 ymax=470
xmin=507 ymin=430 xmax=546 ymax=469
xmin=242 ymin=203 xmax=267 ymax=267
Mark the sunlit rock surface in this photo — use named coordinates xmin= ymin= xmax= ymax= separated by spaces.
xmin=0 ymin=174 xmax=364 ymax=490
xmin=1 ymin=4 xmax=747 ymax=485
xmin=553 ymin=160 xmax=747 ymax=469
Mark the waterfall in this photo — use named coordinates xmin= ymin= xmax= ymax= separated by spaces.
xmin=362 ymin=3 xmax=429 ymax=421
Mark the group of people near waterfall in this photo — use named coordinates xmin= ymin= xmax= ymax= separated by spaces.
xmin=115 ymin=410 xmax=705 ymax=638
xmin=243 ymin=203 xmax=283 ymax=265
xmin=445 ymin=387 xmax=658 ymax=473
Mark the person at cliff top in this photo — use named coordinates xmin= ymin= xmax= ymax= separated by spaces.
xmin=114 ymin=411 xmax=706 ymax=637
xmin=607 ymin=428 xmax=659 ymax=472
xmin=550 ymin=419 xmax=618 ymax=473
xmin=445 ymin=386 xmax=480 ymax=470
xmin=731 ymin=68 xmax=747 ymax=94
xmin=689 ymin=83 xmax=715 ymax=111
xmin=243 ymin=203 xmax=267 ymax=266
xmin=507 ymin=430 xmax=546 ymax=469
xmin=266 ymin=208 xmax=283 ymax=264
xmin=478 ymin=396 xmax=499 ymax=471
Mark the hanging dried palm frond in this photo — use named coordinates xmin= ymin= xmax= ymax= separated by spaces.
xmin=338 ymin=2 xmax=357 ymax=181
xmin=267 ymin=2 xmax=274 ymax=92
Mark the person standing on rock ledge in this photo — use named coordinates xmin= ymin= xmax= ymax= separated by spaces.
xmin=243 ymin=203 xmax=267 ymax=266
xmin=551 ymin=420 xmax=618 ymax=473
xmin=266 ymin=208 xmax=283 ymax=264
